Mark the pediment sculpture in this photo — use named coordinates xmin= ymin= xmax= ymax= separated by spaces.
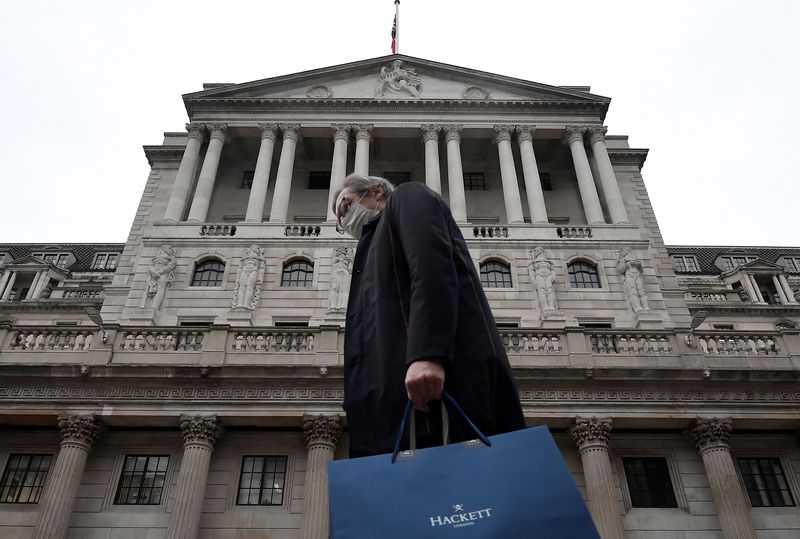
xmin=232 ymin=245 xmax=266 ymax=310
xmin=375 ymin=60 xmax=421 ymax=98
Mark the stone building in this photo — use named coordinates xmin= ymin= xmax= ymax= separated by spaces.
xmin=1 ymin=55 xmax=799 ymax=538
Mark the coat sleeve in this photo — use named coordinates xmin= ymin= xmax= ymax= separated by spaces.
xmin=388 ymin=183 xmax=458 ymax=366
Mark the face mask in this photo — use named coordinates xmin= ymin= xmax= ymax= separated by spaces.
xmin=341 ymin=194 xmax=381 ymax=239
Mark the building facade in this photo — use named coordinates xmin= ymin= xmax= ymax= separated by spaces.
xmin=1 ymin=55 xmax=799 ymax=538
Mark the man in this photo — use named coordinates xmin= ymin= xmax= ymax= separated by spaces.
xmin=334 ymin=174 xmax=525 ymax=457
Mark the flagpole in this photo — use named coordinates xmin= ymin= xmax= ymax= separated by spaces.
xmin=395 ymin=0 xmax=400 ymax=54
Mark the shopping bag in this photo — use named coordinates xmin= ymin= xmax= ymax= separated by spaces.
xmin=328 ymin=392 xmax=600 ymax=538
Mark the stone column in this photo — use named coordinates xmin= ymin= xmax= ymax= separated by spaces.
xmin=422 ymin=125 xmax=442 ymax=194
xmin=299 ymin=415 xmax=342 ymax=539
xmin=269 ymin=124 xmax=302 ymax=223
xmin=187 ymin=123 xmax=228 ymax=223
xmin=26 ymin=272 xmax=42 ymax=300
xmin=444 ymin=126 xmax=467 ymax=223
xmin=740 ymin=276 xmax=758 ymax=303
xmin=748 ymin=275 xmax=765 ymax=303
xmin=31 ymin=274 xmax=50 ymax=300
xmin=353 ymin=124 xmax=373 ymax=176
xmin=1 ymin=271 xmax=16 ymax=300
xmin=777 ymin=274 xmax=798 ymax=304
xmin=493 ymin=126 xmax=525 ymax=224
xmin=569 ymin=417 xmax=625 ymax=539
xmin=687 ymin=418 xmax=756 ymax=539
xmin=564 ymin=127 xmax=605 ymax=225
xmin=164 ymin=123 xmax=205 ymax=221
xmin=515 ymin=126 xmax=549 ymax=224
xmin=772 ymin=275 xmax=790 ymax=304
xmin=244 ymin=124 xmax=278 ymax=223
xmin=0 ymin=270 xmax=12 ymax=299
xmin=587 ymin=127 xmax=629 ymax=224
xmin=165 ymin=415 xmax=224 ymax=539
xmin=32 ymin=415 xmax=105 ymax=539
xmin=326 ymin=124 xmax=351 ymax=222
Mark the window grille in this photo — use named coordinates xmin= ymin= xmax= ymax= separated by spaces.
xmin=114 ymin=455 xmax=169 ymax=505
xmin=622 ymin=457 xmax=678 ymax=508
xmin=308 ymin=171 xmax=331 ymax=190
xmin=236 ymin=456 xmax=288 ymax=506
xmin=240 ymin=171 xmax=254 ymax=189
xmin=191 ymin=260 xmax=225 ymax=287
xmin=479 ymin=261 xmax=512 ymax=288
xmin=463 ymin=173 xmax=486 ymax=191
xmin=92 ymin=253 xmax=119 ymax=270
xmin=0 ymin=454 xmax=52 ymax=504
xmin=568 ymin=261 xmax=601 ymax=288
xmin=281 ymin=260 xmax=314 ymax=287
xmin=737 ymin=457 xmax=795 ymax=507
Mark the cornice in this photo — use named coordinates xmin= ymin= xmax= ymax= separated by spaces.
xmin=607 ymin=148 xmax=649 ymax=168
xmin=143 ymin=145 xmax=185 ymax=166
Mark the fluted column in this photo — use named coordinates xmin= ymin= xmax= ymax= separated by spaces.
xmin=778 ymin=274 xmax=798 ymax=304
xmin=164 ymin=123 xmax=205 ymax=221
xmin=569 ymin=417 xmax=624 ymax=539
xmin=299 ymin=415 xmax=342 ymax=539
xmin=165 ymin=415 xmax=224 ymax=539
xmin=31 ymin=274 xmax=50 ymax=300
xmin=422 ymin=125 xmax=442 ymax=194
xmin=326 ymin=125 xmax=351 ymax=222
xmin=688 ymin=418 xmax=756 ymax=539
xmin=772 ymin=275 xmax=790 ymax=304
xmin=187 ymin=123 xmax=228 ymax=223
xmin=244 ymin=124 xmax=278 ymax=223
xmin=269 ymin=125 xmax=302 ymax=223
xmin=748 ymin=275 xmax=765 ymax=303
xmin=1 ymin=271 xmax=16 ymax=300
xmin=587 ymin=127 xmax=629 ymax=224
xmin=27 ymin=272 xmax=42 ymax=300
xmin=444 ymin=126 xmax=467 ymax=223
xmin=493 ymin=126 xmax=525 ymax=224
xmin=564 ymin=127 xmax=605 ymax=225
xmin=515 ymin=126 xmax=549 ymax=224
xmin=353 ymin=124 xmax=373 ymax=176
xmin=33 ymin=415 xmax=105 ymax=539
xmin=0 ymin=270 xmax=12 ymax=299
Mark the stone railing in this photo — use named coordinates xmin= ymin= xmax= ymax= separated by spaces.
xmin=589 ymin=332 xmax=673 ymax=355
xmin=687 ymin=292 xmax=728 ymax=302
xmin=200 ymin=224 xmax=237 ymax=237
xmin=62 ymin=289 xmax=104 ymax=299
xmin=118 ymin=329 xmax=204 ymax=351
xmin=556 ymin=226 xmax=592 ymax=239
xmin=7 ymin=328 xmax=95 ymax=351
xmin=472 ymin=226 xmax=509 ymax=238
xmin=696 ymin=333 xmax=781 ymax=355
xmin=501 ymin=331 xmax=563 ymax=353
xmin=285 ymin=225 xmax=322 ymax=238
xmin=231 ymin=330 xmax=316 ymax=352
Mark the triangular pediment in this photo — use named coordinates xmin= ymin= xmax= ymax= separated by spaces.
xmin=723 ymin=259 xmax=785 ymax=275
xmin=184 ymin=54 xmax=609 ymax=104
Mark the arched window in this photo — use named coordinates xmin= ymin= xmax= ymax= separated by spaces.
xmin=191 ymin=259 xmax=225 ymax=287
xmin=480 ymin=260 xmax=512 ymax=288
xmin=282 ymin=259 xmax=314 ymax=287
xmin=568 ymin=261 xmax=601 ymax=288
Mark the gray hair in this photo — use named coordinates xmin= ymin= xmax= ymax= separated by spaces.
xmin=331 ymin=174 xmax=395 ymax=215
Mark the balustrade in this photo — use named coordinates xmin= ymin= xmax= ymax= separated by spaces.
xmin=285 ymin=225 xmax=322 ymax=237
xmin=8 ymin=329 xmax=95 ymax=351
xmin=231 ymin=330 xmax=316 ymax=352
xmin=472 ymin=226 xmax=509 ymax=238
xmin=589 ymin=333 xmax=672 ymax=355
xmin=199 ymin=224 xmax=236 ymax=237
xmin=687 ymin=292 xmax=728 ymax=302
xmin=697 ymin=334 xmax=780 ymax=355
xmin=501 ymin=331 xmax=562 ymax=353
xmin=119 ymin=330 xmax=204 ymax=351
xmin=556 ymin=226 xmax=592 ymax=239
xmin=62 ymin=289 xmax=103 ymax=299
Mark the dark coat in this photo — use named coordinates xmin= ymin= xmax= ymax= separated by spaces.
xmin=343 ymin=182 xmax=525 ymax=457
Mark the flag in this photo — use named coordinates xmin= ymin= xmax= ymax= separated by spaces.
xmin=391 ymin=14 xmax=397 ymax=54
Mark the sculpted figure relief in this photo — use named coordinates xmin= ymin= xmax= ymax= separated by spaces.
xmin=328 ymin=247 xmax=353 ymax=313
xmin=375 ymin=60 xmax=421 ymax=98
xmin=616 ymin=248 xmax=650 ymax=312
xmin=141 ymin=245 xmax=176 ymax=311
xmin=232 ymin=245 xmax=265 ymax=310
xmin=529 ymin=248 xmax=560 ymax=314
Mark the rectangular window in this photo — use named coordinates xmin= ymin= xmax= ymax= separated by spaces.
xmin=622 ymin=457 xmax=678 ymax=508
xmin=712 ymin=324 xmax=735 ymax=331
xmin=237 ymin=456 xmax=288 ymax=506
xmin=539 ymin=172 xmax=552 ymax=191
xmin=673 ymin=255 xmax=699 ymax=272
xmin=92 ymin=253 xmax=118 ymax=270
xmin=782 ymin=257 xmax=800 ymax=273
xmin=114 ymin=455 xmax=169 ymax=505
xmin=308 ymin=171 xmax=331 ymax=190
xmin=0 ymin=453 xmax=52 ymax=504
xmin=383 ymin=171 xmax=412 ymax=186
xmin=240 ymin=171 xmax=255 ymax=189
xmin=673 ymin=257 xmax=686 ymax=272
xmin=738 ymin=457 xmax=795 ymax=507
xmin=463 ymin=172 xmax=486 ymax=191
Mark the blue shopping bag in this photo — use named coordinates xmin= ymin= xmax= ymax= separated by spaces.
xmin=328 ymin=393 xmax=600 ymax=538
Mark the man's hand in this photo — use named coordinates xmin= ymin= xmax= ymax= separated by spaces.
xmin=405 ymin=360 xmax=445 ymax=412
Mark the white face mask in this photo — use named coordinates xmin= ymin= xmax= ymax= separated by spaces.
xmin=341 ymin=193 xmax=381 ymax=239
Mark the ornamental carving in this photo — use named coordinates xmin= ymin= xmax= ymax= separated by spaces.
xmin=179 ymin=415 xmax=224 ymax=447
xmin=616 ymin=248 xmax=650 ymax=312
xmin=331 ymin=124 xmax=350 ymax=141
xmin=528 ymin=248 xmax=560 ymax=315
xmin=303 ymin=415 xmax=342 ymax=448
xmin=206 ymin=123 xmax=228 ymax=142
xmin=493 ymin=125 xmax=515 ymax=143
xmin=232 ymin=245 xmax=266 ymax=310
xmin=328 ymin=247 xmax=353 ymax=313
xmin=421 ymin=124 xmax=442 ymax=143
xmin=185 ymin=123 xmax=205 ymax=142
xmin=257 ymin=123 xmax=279 ymax=141
xmin=57 ymin=414 xmax=105 ymax=447
xmin=569 ymin=416 xmax=612 ymax=449
xmin=462 ymin=86 xmax=489 ymax=100
xmin=141 ymin=245 xmax=176 ymax=312
xmin=562 ymin=126 xmax=586 ymax=146
xmin=306 ymin=84 xmax=332 ymax=98
xmin=444 ymin=125 xmax=463 ymax=143
xmin=515 ymin=126 xmax=536 ymax=143
xmin=280 ymin=124 xmax=302 ymax=142
xmin=687 ymin=417 xmax=732 ymax=451
xmin=375 ymin=60 xmax=421 ymax=98
xmin=353 ymin=124 xmax=373 ymax=141
xmin=587 ymin=126 xmax=608 ymax=145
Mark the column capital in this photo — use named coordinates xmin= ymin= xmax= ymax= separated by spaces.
xmin=444 ymin=125 xmax=463 ymax=142
xmin=303 ymin=414 xmax=342 ymax=450
xmin=353 ymin=124 xmax=374 ymax=141
xmin=587 ymin=126 xmax=608 ymax=145
xmin=179 ymin=415 xmax=224 ymax=448
xmin=257 ymin=123 xmax=279 ymax=141
xmin=331 ymin=123 xmax=351 ymax=141
xmin=493 ymin=125 xmax=515 ymax=143
xmin=280 ymin=124 xmax=302 ymax=142
xmin=421 ymin=124 xmax=442 ymax=143
xmin=57 ymin=414 xmax=105 ymax=448
xmin=569 ymin=416 xmax=612 ymax=450
xmin=205 ymin=123 xmax=228 ymax=142
xmin=515 ymin=125 xmax=536 ymax=143
xmin=687 ymin=417 xmax=732 ymax=452
xmin=185 ymin=123 xmax=205 ymax=142
xmin=562 ymin=126 xmax=587 ymax=145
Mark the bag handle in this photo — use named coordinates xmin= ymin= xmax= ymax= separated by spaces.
xmin=392 ymin=391 xmax=492 ymax=463
xmin=409 ymin=401 xmax=450 ymax=450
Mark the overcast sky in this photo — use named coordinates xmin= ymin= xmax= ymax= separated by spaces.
xmin=1 ymin=0 xmax=797 ymax=246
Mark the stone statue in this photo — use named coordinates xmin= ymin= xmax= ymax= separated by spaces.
xmin=737 ymin=287 xmax=750 ymax=302
xmin=528 ymin=248 xmax=559 ymax=314
xmin=616 ymin=248 xmax=649 ymax=312
xmin=328 ymin=247 xmax=353 ymax=313
xmin=141 ymin=245 xmax=176 ymax=311
xmin=232 ymin=245 xmax=265 ymax=310
xmin=375 ymin=60 xmax=421 ymax=97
